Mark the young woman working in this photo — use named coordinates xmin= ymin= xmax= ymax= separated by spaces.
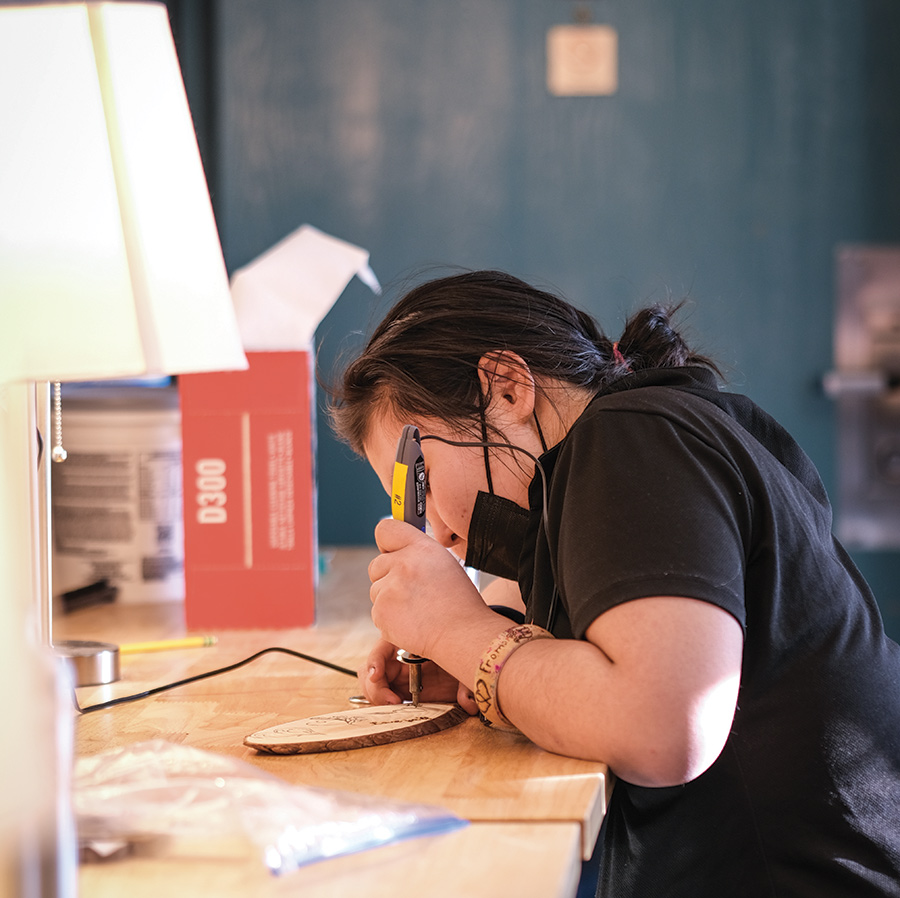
xmin=329 ymin=269 xmax=900 ymax=897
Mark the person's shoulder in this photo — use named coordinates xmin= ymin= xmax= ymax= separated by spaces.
xmin=570 ymin=371 xmax=751 ymax=449
xmin=591 ymin=384 xmax=696 ymax=411
xmin=591 ymin=367 xmax=721 ymax=408
xmin=584 ymin=380 xmax=720 ymax=424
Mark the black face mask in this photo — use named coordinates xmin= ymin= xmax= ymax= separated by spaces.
xmin=426 ymin=408 xmax=547 ymax=582
xmin=464 ymin=490 xmax=531 ymax=580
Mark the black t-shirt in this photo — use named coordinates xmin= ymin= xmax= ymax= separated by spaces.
xmin=518 ymin=367 xmax=900 ymax=897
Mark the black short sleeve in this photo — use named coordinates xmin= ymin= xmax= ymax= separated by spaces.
xmin=550 ymin=395 xmax=753 ymax=639
xmin=522 ymin=371 xmax=900 ymax=897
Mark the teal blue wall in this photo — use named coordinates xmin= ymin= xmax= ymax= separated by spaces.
xmin=178 ymin=2 xmax=900 ymax=635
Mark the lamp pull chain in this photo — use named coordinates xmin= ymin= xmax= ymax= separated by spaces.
xmin=51 ymin=381 xmax=67 ymax=463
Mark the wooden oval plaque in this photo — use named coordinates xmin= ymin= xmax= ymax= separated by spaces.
xmin=244 ymin=703 xmax=468 ymax=754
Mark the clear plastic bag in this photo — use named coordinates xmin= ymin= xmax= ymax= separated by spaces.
xmin=73 ymin=739 xmax=467 ymax=874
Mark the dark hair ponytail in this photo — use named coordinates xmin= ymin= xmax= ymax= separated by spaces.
xmin=617 ymin=302 xmax=717 ymax=372
xmin=329 ymin=270 xmax=717 ymax=454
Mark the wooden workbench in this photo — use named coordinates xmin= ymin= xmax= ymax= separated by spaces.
xmin=60 ymin=547 xmax=610 ymax=897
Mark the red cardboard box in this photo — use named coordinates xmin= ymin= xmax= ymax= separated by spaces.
xmin=179 ymin=351 xmax=316 ymax=628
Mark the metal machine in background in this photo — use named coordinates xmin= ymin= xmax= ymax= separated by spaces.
xmin=825 ymin=245 xmax=900 ymax=548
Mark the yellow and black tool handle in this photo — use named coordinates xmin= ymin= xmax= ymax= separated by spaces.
xmin=392 ymin=424 xmax=426 ymax=531
xmin=391 ymin=424 xmax=428 ymax=700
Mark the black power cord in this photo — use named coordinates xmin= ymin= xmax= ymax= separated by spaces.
xmin=74 ymin=647 xmax=358 ymax=714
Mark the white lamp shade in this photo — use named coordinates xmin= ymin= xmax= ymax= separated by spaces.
xmin=0 ymin=2 xmax=247 ymax=383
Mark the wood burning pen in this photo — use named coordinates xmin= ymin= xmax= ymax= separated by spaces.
xmin=392 ymin=425 xmax=428 ymax=707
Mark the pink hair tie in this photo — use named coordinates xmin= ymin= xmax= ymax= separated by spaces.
xmin=612 ymin=341 xmax=627 ymax=366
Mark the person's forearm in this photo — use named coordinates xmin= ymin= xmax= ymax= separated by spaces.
xmin=494 ymin=638 xmax=633 ymax=769
xmin=428 ymin=616 xmax=634 ymax=772
xmin=432 ymin=617 xmax=729 ymax=788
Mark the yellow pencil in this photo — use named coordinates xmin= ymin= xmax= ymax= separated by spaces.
xmin=119 ymin=636 xmax=218 ymax=654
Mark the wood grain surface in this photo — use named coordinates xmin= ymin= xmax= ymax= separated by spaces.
xmin=60 ymin=548 xmax=610 ymax=864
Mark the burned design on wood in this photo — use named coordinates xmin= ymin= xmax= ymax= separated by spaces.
xmin=245 ymin=703 xmax=468 ymax=754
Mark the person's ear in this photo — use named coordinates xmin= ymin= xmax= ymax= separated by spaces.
xmin=477 ymin=351 xmax=535 ymax=424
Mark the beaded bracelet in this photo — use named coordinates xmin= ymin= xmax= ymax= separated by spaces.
xmin=474 ymin=624 xmax=554 ymax=731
